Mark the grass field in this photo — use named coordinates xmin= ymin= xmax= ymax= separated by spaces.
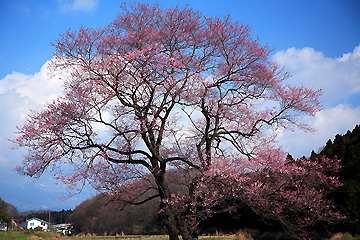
xmin=0 ymin=231 xmax=242 ymax=240
xmin=2 ymin=230 xmax=359 ymax=240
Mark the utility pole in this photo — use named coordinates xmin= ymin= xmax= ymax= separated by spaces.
xmin=48 ymin=211 xmax=51 ymax=232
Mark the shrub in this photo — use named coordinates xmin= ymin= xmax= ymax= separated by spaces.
xmin=235 ymin=230 xmax=253 ymax=240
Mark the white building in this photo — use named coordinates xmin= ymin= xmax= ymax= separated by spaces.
xmin=26 ymin=217 xmax=49 ymax=230
xmin=0 ymin=222 xmax=7 ymax=231
xmin=53 ymin=223 xmax=73 ymax=235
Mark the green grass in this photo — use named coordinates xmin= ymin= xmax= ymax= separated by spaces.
xmin=0 ymin=230 xmax=57 ymax=240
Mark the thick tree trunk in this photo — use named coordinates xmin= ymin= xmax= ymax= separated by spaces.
xmin=155 ymin=172 xmax=180 ymax=240
xmin=160 ymin=199 xmax=194 ymax=240
xmin=164 ymin=208 xmax=196 ymax=240
xmin=164 ymin=213 xmax=180 ymax=240
xmin=154 ymin=166 xmax=197 ymax=240
xmin=175 ymin=215 xmax=194 ymax=240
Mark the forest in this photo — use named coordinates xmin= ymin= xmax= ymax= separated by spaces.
xmin=310 ymin=124 xmax=360 ymax=233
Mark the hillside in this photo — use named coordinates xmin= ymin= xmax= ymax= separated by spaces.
xmin=310 ymin=124 xmax=360 ymax=233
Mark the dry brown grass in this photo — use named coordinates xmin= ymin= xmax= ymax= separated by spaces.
xmin=4 ymin=231 xmax=359 ymax=240
xmin=329 ymin=232 xmax=359 ymax=240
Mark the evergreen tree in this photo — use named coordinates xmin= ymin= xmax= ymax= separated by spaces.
xmin=312 ymin=124 xmax=360 ymax=233
xmin=0 ymin=197 xmax=11 ymax=229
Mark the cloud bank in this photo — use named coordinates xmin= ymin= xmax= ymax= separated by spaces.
xmin=1 ymin=60 xmax=63 ymax=105
xmin=0 ymin=61 xmax=95 ymax=210
xmin=0 ymin=59 xmax=63 ymax=167
xmin=273 ymin=44 xmax=360 ymax=157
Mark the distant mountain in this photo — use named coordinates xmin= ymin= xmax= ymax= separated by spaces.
xmin=17 ymin=209 xmax=73 ymax=225
xmin=18 ymin=209 xmax=49 ymax=217
xmin=68 ymin=194 xmax=164 ymax=235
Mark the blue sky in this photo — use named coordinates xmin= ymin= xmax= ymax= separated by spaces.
xmin=0 ymin=0 xmax=359 ymax=212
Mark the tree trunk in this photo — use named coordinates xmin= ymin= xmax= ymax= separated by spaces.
xmin=155 ymin=172 xmax=179 ymax=240
xmin=164 ymin=211 xmax=180 ymax=240
xmin=154 ymin=167 xmax=198 ymax=240
xmin=175 ymin=215 xmax=194 ymax=240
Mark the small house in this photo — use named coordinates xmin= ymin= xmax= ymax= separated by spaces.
xmin=26 ymin=217 xmax=49 ymax=230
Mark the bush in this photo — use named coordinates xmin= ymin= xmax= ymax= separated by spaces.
xmin=330 ymin=232 xmax=360 ymax=240
xmin=235 ymin=230 xmax=253 ymax=240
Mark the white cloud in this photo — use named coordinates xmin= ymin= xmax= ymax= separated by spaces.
xmin=313 ymin=104 xmax=360 ymax=135
xmin=273 ymin=44 xmax=360 ymax=108
xmin=0 ymin=59 xmax=64 ymax=166
xmin=0 ymin=72 xmax=29 ymax=94
xmin=273 ymin=45 xmax=360 ymax=157
xmin=0 ymin=60 xmax=63 ymax=106
xmin=277 ymin=104 xmax=360 ymax=157
xmin=337 ymin=45 xmax=360 ymax=62
xmin=0 ymin=58 xmax=95 ymax=211
xmin=58 ymin=0 xmax=99 ymax=12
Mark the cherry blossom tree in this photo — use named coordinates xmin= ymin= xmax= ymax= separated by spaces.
xmin=12 ymin=3 xmax=343 ymax=239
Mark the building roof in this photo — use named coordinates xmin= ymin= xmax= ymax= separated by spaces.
xmin=26 ymin=217 xmax=48 ymax=224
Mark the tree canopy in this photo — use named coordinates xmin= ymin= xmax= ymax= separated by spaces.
xmin=12 ymin=3 xmax=343 ymax=239
xmin=0 ymin=197 xmax=11 ymax=228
